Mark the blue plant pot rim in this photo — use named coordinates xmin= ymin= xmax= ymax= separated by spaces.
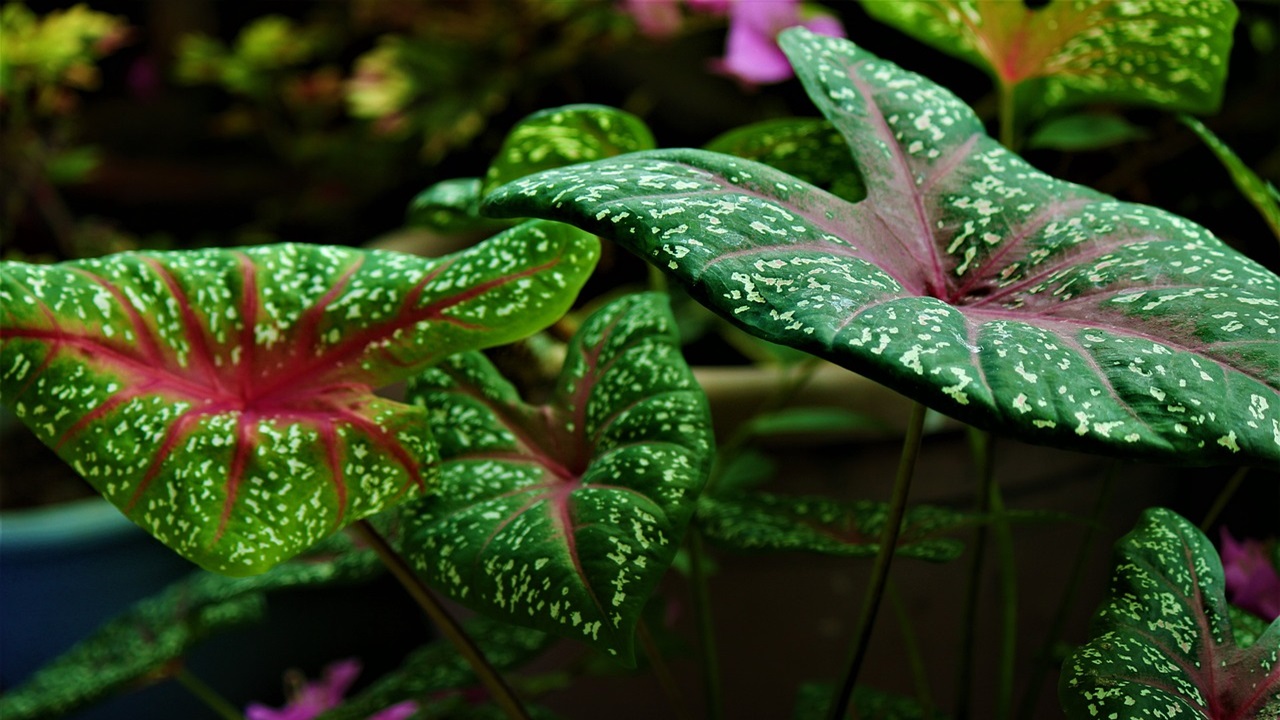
xmin=0 ymin=497 xmax=142 ymax=552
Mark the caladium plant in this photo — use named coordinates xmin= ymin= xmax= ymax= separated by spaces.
xmin=0 ymin=221 xmax=599 ymax=574
xmin=401 ymin=292 xmax=712 ymax=662
xmin=1060 ymin=508 xmax=1280 ymax=720
xmin=483 ymin=28 xmax=1280 ymax=468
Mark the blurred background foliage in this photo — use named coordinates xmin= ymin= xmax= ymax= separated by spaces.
xmin=0 ymin=0 xmax=1277 ymax=278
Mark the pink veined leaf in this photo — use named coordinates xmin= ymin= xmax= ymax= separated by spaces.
xmin=0 ymin=221 xmax=599 ymax=575
xmin=482 ymin=29 xmax=1280 ymax=467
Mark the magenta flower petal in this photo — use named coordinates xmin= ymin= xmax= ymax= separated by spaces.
xmin=712 ymin=0 xmax=845 ymax=85
xmin=1220 ymin=527 xmax=1280 ymax=621
xmin=368 ymin=701 xmax=419 ymax=720
xmin=247 ymin=659 xmax=364 ymax=720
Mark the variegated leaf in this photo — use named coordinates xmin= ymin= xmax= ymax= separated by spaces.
xmin=705 ymin=117 xmax=865 ymax=203
xmin=483 ymin=30 xmax=1280 ymax=467
xmin=402 ymin=292 xmax=712 ymax=663
xmin=1181 ymin=114 xmax=1280 ymax=242
xmin=1060 ymin=508 xmax=1280 ymax=720
xmin=0 ymin=221 xmax=600 ymax=574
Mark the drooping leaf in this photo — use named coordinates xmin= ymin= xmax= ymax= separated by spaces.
xmin=861 ymin=0 xmax=1237 ymax=117
xmin=315 ymin=616 xmax=551 ymax=720
xmin=482 ymin=104 xmax=655 ymax=198
xmin=483 ymin=29 xmax=1280 ymax=467
xmin=741 ymin=407 xmax=889 ymax=438
xmin=401 ymin=292 xmax=712 ymax=663
xmin=794 ymin=683 xmax=946 ymax=720
xmin=705 ymin=117 xmax=866 ymax=203
xmin=696 ymin=493 xmax=966 ymax=562
xmin=0 ymin=221 xmax=600 ymax=574
xmin=1061 ymin=508 xmax=1280 ymax=720
xmin=1181 ymin=114 xmax=1280 ymax=243
xmin=1026 ymin=113 xmax=1149 ymax=152
xmin=0 ymin=535 xmax=380 ymax=720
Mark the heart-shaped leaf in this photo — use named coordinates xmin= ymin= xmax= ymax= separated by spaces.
xmin=0 ymin=221 xmax=600 ymax=574
xmin=316 ymin=616 xmax=551 ymax=720
xmin=705 ymin=117 xmax=865 ymax=203
xmin=482 ymin=104 xmax=655 ymax=197
xmin=696 ymin=493 xmax=967 ymax=562
xmin=483 ymin=29 xmax=1280 ymax=466
xmin=861 ymin=0 xmax=1237 ymax=117
xmin=401 ymin=292 xmax=712 ymax=662
xmin=1181 ymin=114 xmax=1280 ymax=243
xmin=0 ymin=535 xmax=380 ymax=720
xmin=1060 ymin=507 xmax=1280 ymax=720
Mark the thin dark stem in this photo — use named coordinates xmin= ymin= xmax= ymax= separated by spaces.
xmin=987 ymin=473 xmax=1017 ymax=720
xmin=1200 ymin=466 xmax=1250 ymax=532
xmin=827 ymin=401 xmax=928 ymax=720
xmin=688 ymin=525 xmax=724 ymax=720
xmin=954 ymin=428 xmax=995 ymax=720
xmin=173 ymin=668 xmax=244 ymax=720
xmin=887 ymin=580 xmax=933 ymax=715
xmin=1015 ymin=465 xmax=1116 ymax=720
xmin=348 ymin=520 xmax=531 ymax=720
xmin=638 ymin=620 xmax=696 ymax=720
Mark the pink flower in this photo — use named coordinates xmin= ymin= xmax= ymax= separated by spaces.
xmin=623 ymin=0 xmax=684 ymax=39
xmin=712 ymin=0 xmax=845 ymax=85
xmin=1220 ymin=528 xmax=1280 ymax=621
xmin=246 ymin=659 xmax=418 ymax=720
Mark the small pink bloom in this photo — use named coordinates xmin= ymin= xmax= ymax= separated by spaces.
xmin=1220 ymin=528 xmax=1280 ymax=621
xmin=622 ymin=0 xmax=684 ymax=39
xmin=247 ymin=659 xmax=418 ymax=720
xmin=712 ymin=0 xmax=845 ymax=86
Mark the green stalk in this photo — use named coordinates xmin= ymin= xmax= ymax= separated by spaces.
xmin=638 ymin=620 xmax=695 ymax=720
xmin=987 ymin=474 xmax=1017 ymax=720
xmin=998 ymin=80 xmax=1018 ymax=151
xmin=887 ymin=580 xmax=933 ymax=715
xmin=954 ymin=428 xmax=995 ymax=720
xmin=349 ymin=520 xmax=531 ymax=720
xmin=1200 ymin=466 xmax=1250 ymax=532
xmin=1015 ymin=466 xmax=1116 ymax=720
xmin=688 ymin=525 xmax=724 ymax=720
xmin=173 ymin=668 xmax=244 ymax=720
xmin=827 ymin=401 xmax=929 ymax=720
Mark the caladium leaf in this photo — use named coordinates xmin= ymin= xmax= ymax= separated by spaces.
xmin=696 ymin=493 xmax=966 ymax=562
xmin=1181 ymin=114 xmax=1280 ymax=243
xmin=406 ymin=178 xmax=508 ymax=235
xmin=401 ymin=292 xmax=712 ymax=663
xmin=1060 ymin=507 xmax=1280 ymax=720
xmin=482 ymin=104 xmax=655 ymax=197
xmin=705 ymin=117 xmax=866 ymax=203
xmin=316 ymin=617 xmax=551 ymax=720
xmin=0 ymin=535 xmax=379 ymax=720
xmin=483 ymin=29 xmax=1280 ymax=467
xmin=0 ymin=221 xmax=600 ymax=574
xmin=861 ymin=0 xmax=1237 ymax=117
xmin=1026 ymin=113 xmax=1149 ymax=152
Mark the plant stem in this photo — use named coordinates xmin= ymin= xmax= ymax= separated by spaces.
xmin=954 ymin=428 xmax=995 ymax=720
xmin=1015 ymin=465 xmax=1116 ymax=720
xmin=1200 ymin=466 xmax=1250 ymax=532
xmin=638 ymin=620 xmax=695 ymax=720
xmin=887 ymin=580 xmax=933 ymax=715
xmin=998 ymin=81 xmax=1018 ymax=151
xmin=987 ymin=473 xmax=1017 ymax=720
xmin=827 ymin=401 xmax=928 ymax=720
xmin=173 ymin=668 xmax=244 ymax=720
xmin=688 ymin=525 xmax=724 ymax=720
xmin=348 ymin=520 xmax=531 ymax=720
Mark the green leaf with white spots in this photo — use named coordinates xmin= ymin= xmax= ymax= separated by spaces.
xmin=1181 ymin=114 xmax=1280 ymax=243
xmin=0 ymin=221 xmax=600 ymax=575
xmin=1060 ymin=507 xmax=1280 ymax=720
xmin=401 ymin=292 xmax=713 ymax=664
xmin=406 ymin=178 xmax=508 ymax=234
xmin=316 ymin=616 xmax=551 ymax=720
xmin=483 ymin=30 xmax=1280 ymax=467
xmin=861 ymin=0 xmax=1237 ymax=117
xmin=482 ymin=104 xmax=655 ymax=198
xmin=705 ymin=117 xmax=866 ymax=203
xmin=696 ymin=493 xmax=966 ymax=562
xmin=0 ymin=535 xmax=380 ymax=720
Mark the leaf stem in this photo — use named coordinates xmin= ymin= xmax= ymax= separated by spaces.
xmin=954 ymin=428 xmax=995 ymax=720
xmin=827 ymin=400 xmax=928 ymax=720
xmin=173 ymin=667 xmax=244 ymax=720
xmin=1200 ymin=466 xmax=1250 ymax=532
xmin=1015 ymin=465 xmax=1116 ymax=720
xmin=688 ymin=525 xmax=724 ymax=720
xmin=987 ymin=470 xmax=1017 ymax=720
xmin=887 ymin=580 xmax=933 ymax=715
xmin=348 ymin=520 xmax=531 ymax=720
xmin=998 ymin=81 xmax=1018 ymax=151
xmin=638 ymin=620 xmax=695 ymax=720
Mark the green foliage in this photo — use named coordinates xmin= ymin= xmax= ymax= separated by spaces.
xmin=861 ymin=0 xmax=1237 ymax=118
xmin=1060 ymin=508 xmax=1280 ymax=719
xmin=483 ymin=29 xmax=1280 ymax=467
xmin=0 ymin=3 xmax=129 ymax=98
xmin=0 ymin=222 xmax=599 ymax=574
xmin=705 ymin=117 xmax=866 ymax=203
xmin=1026 ymin=113 xmax=1149 ymax=152
xmin=402 ymin=293 xmax=713 ymax=663
xmin=0 ymin=535 xmax=380 ymax=720
xmin=1181 ymin=114 xmax=1280 ymax=242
